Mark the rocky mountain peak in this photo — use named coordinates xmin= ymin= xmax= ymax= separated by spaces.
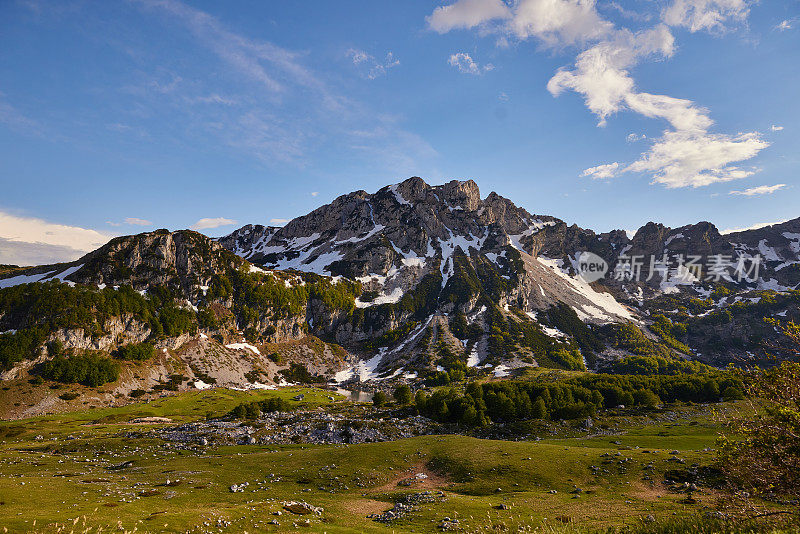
xmin=389 ymin=176 xmax=430 ymax=203
xmin=631 ymin=222 xmax=670 ymax=250
xmin=436 ymin=179 xmax=482 ymax=211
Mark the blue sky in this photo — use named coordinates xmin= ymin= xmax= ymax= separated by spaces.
xmin=0 ymin=0 xmax=798 ymax=265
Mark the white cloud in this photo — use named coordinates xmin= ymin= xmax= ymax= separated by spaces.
xmin=428 ymin=0 xmax=613 ymax=47
xmin=448 ymin=52 xmax=494 ymax=75
xmin=348 ymin=50 xmax=370 ymax=65
xmin=428 ymin=0 xmax=769 ymax=189
xmin=625 ymin=91 xmax=712 ymax=132
xmin=187 ymin=93 xmax=236 ymax=105
xmin=547 ymin=26 xmax=676 ymax=126
xmin=107 ymin=217 xmax=153 ymax=227
xmin=626 ymin=133 xmax=645 ymax=142
xmin=775 ymin=19 xmax=795 ymax=31
xmin=347 ymin=49 xmax=400 ymax=79
xmin=541 ymin=9 xmax=766 ymax=188
xmin=581 ymin=162 xmax=620 ymax=179
xmin=771 ymin=124 xmax=784 ymax=131
xmin=189 ymin=217 xmax=237 ymax=230
xmin=0 ymin=238 xmax=91 ymax=267
xmin=661 ymin=0 xmax=750 ymax=33
xmin=427 ymin=0 xmax=511 ymax=33
xmin=270 ymin=218 xmax=290 ymax=224
xmin=507 ymin=0 xmax=614 ymax=46
xmin=310 ymin=191 xmax=319 ymax=197
xmin=729 ymin=183 xmax=787 ymax=196
xmin=606 ymin=2 xmax=652 ymax=22
xmin=625 ymin=130 xmax=768 ymax=188
xmin=0 ymin=210 xmax=113 ymax=265
xmin=124 ymin=217 xmax=152 ymax=226
xmin=720 ymin=219 xmax=791 ymax=234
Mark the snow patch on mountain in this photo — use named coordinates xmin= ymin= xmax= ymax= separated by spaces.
xmin=538 ymin=256 xmax=634 ymax=322
xmin=439 ymin=228 xmax=488 ymax=286
xmin=225 ymin=342 xmax=261 ymax=355
xmin=336 ymin=224 xmax=386 ymax=245
xmin=758 ymin=239 xmax=782 ymax=262
xmin=355 ymin=287 xmax=404 ymax=308
xmin=664 ymin=233 xmax=684 ymax=247
xmin=389 ymin=183 xmax=412 ymax=206
xmin=0 ymin=264 xmax=85 ymax=289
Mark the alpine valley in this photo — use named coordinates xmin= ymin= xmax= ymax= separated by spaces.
xmin=1 ymin=177 xmax=798 ymax=419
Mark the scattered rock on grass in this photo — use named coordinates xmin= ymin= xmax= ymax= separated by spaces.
xmin=282 ymin=501 xmax=323 ymax=515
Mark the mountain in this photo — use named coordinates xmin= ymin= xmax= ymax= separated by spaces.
xmin=0 ymin=229 xmax=356 ymax=417
xmin=220 ymin=177 xmax=800 ymax=368
xmin=220 ymin=177 xmax=636 ymax=320
xmin=1 ymin=177 xmax=799 ymax=418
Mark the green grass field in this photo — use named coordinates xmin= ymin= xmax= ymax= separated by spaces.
xmin=0 ymin=389 xmax=777 ymax=533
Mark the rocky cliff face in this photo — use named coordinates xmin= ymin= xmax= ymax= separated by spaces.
xmin=70 ymin=229 xmax=247 ymax=299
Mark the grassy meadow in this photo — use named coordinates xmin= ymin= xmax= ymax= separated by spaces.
xmin=0 ymin=388 xmax=792 ymax=533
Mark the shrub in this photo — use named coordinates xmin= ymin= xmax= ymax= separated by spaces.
xmin=279 ymin=363 xmax=323 ymax=384
xmin=721 ymin=386 xmax=745 ymax=401
xmin=549 ymin=348 xmax=585 ymax=371
xmin=38 ymin=353 xmax=120 ymax=387
xmin=114 ymin=342 xmax=155 ymax=361
xmin=633 ymin=389 xmax=661 ymax=409
xmin=373 ymin=391 xmax=387 ymax=407
xmin=393 ymin=384 xmax=413 ymax=405
xmin=230 ymin=395 xmax=289 ymax=419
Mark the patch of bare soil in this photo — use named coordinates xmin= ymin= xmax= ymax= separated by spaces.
xmin=373 ymin=463 xmax=451 ymax=493
xmin=631 ymin=481 xmax=671 ymax=501
xmin=341 ymin=498 xmax=393 ymax=517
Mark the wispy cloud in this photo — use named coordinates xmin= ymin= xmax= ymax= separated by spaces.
xmin=775 ymin=18 xmax=796 ymax=31
xmin=448 ymin=52 xmax=494 ymax=75
xmin=310 ymin=192 xmax=319 ymax=197
xmin=135 ymin=0 xmax=325 ymax=97
xmin=729 ymin=184 xmax=787 ymax=196
xmin=0 ymin=93 xmax=43 ymax=137
xmin=347 ymin=49 xmax=400 ymax=79
xmin=349 ymin=117 xmax=438 ymax=175
xmin=186 ymin=93 xmax=237 ymax=106
xmin=269 ymin=218 xmax=290 ymax=224
xmin=106 ymin=217 xmax=153 ymax=227
xmin=605 ymin=2 xmax=652 ymax=23
xmin=129 ymin=0 xmax=434 ymax=172
xmin=189 ymin=217 xmax=237 ymax=230
xmin=771 ymin=124 xmax=784 ymax=131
